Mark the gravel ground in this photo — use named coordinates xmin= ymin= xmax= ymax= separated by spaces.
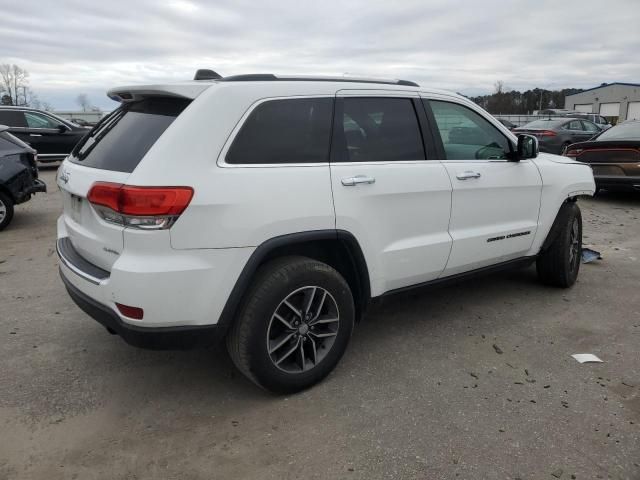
xmin=1 ymin=168 xmax=639 ymax=480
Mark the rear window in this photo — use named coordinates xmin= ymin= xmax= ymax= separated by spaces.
xmin=226 ymin=98 xmax=333 ymax=164
xmin=596 ymin=122 xmax=640 ymax=141
xmin=70 ymin=97 xmax=190 ymax=173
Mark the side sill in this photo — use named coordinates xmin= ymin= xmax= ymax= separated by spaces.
xmin=377 ymin=256 xmax=537 ymax=299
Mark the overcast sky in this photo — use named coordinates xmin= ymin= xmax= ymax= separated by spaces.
xmin=1 ymin=0 xmax=639 ymax=110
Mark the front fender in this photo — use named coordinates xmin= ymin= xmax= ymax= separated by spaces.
xmin=528 ymin=154 xmax=595 ymax=255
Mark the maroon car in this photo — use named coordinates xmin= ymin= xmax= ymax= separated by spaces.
xmin=564 ymin=120 xmax=640 ymax=192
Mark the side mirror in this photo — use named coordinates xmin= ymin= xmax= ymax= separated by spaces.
xmin=516 ymin=134 xmax=538 ymax=160
xmin=58 ymin=124 xmax=70 ymax=133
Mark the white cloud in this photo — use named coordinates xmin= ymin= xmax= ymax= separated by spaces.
xmin=0 ymin=0 xmax=638 ymax=109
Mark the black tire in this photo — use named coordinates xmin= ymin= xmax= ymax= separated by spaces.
xmin=226 ymin=256 xmax=355 ymax=394
xmin=0 ymin=191 xmax=14 ymax=232
xmin=536 ymin=202 xmax=582 ymax=288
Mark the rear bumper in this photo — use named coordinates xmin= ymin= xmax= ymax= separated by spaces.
xmin=15 ymin=178 xmax=47 ymax=204
xmin=60 ymin=269 xmax=224 ymax=350
xmin=57 ymin=214 xmax=254 ymax=347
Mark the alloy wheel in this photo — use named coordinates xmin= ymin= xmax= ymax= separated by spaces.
xmin=266 ymin=286 xmax=340 ymax=373
xmin=568 ymin=217 xmax=580 ymax=270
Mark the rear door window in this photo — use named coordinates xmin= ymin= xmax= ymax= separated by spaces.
xmin=226 ymin=98 xmax=333 ymax=164
xmin=70 ymin=97 xmax=190 ymax=173
xmin=0 ymin=110 xmax=27 ymax=128
xmin=332 ymin=97 xmax=425 ymax=162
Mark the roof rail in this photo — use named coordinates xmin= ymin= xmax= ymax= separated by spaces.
xmin=214 ymin=73 xmax=419 ymax=87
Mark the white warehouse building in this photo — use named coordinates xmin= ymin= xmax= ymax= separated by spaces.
xmin=564 ymin=83 xmax=640 ymax=124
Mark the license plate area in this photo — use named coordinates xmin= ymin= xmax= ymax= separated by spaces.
xmin=69 ymin=193 xmax=83 ymax=223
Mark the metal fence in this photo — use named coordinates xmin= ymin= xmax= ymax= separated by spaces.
xmin=54 ymin=110 xmax=106 ymax=123
xmin=491 ymin=114 xmax=559 ymax=127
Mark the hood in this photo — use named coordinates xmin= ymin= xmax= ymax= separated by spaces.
xmin=537 ymin=152 xmax=586 ymax=165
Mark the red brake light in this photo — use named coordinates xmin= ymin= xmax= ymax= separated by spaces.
xmin=539 ymin=130 xmax=557 ymax=137
xmin=87 ymin=182 xmax=122 ymax=212
xmin=119 ymin=186 xmax=193 ymax=216
xmin=88 ymin=182 xmax=194 ymax=216
xmin=87 ymin=182 xmax=194 ymax=230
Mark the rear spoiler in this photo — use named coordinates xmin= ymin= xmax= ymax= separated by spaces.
xmin=107 ymin=83 xmax=211 ymax=103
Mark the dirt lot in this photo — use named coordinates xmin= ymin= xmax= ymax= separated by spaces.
xmin=1 ymin=168 xmax=639 ymax=480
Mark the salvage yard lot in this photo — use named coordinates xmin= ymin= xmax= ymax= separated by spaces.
xmin=1 ymin=168 xmax=639 ymax=479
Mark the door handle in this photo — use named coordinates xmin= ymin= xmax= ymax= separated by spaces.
xmin=29 ymin=134 xmax=42 ymax=137
xmin=456 ymin=171 xmax=481 ymax=180
xmin=341 ymin=175 xmax=376 ymax=186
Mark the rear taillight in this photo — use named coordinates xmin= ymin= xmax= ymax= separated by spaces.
xmin=30 ymin=151 xmax=38 ymax=177
xmin=539 ymin=130 xmax=557 ymax=137
xmin=87 ymin=182 xmax=193 ymax=230
xmin=565 ymin=148 xmax=582 ymax=158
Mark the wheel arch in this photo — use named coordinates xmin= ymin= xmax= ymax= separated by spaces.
xmin=540 ymin=197 xmax=579 ymax=253
xmin=0 ymin=182 xmax=18 ymax=204
xmin=218 ymin=230 xmax=371 ymax=334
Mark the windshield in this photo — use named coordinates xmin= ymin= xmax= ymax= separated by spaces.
xmin=596 ymin=122 xmax=640 ymax=141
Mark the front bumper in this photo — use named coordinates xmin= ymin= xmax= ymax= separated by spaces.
xmin=60 ymin=269 xmax=223 ymax=350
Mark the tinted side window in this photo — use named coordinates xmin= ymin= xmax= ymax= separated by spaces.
xmin=70 ymin=97 xmax=190 ymax=173
xmin=0 ymin=110 xmax=27 ymax=128
xmin=226 ymin=98 xmax=333 ymax=164
xmin=566 ymin=120 xmax=582 ymax=130
xmin=333 ymin=98 xmax=425 ymax=162
xmin=428 ymin=100 xmax=510 ymax=160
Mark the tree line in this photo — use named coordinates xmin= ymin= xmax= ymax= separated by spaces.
xmin=468 ymin=81 xmax=585 ymax=114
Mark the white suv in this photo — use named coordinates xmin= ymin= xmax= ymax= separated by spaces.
xmin=56 ymin=72 xmax=595 ymax=393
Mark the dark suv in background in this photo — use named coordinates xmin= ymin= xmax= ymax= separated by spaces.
xmin=0 ymin=106 xmax=89 ymax=163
